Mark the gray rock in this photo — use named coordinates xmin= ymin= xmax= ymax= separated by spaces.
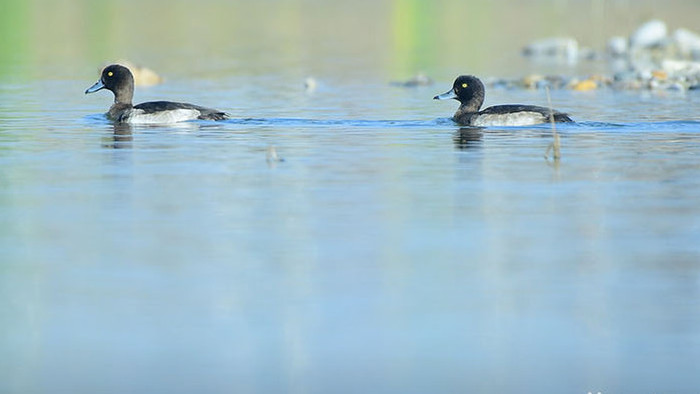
xmin=673 ymin=28 xmax=700 ymax=56
xmin=630 ymin=19 xmax=668 ymax=49
xmin=522 ymin=37 xmax=579 ymax=63
xmin=662 ymin=59 xmax=700 ymax=74
xmin=693 ymin=49 xmax=700 ymax=61
xmin=390 ymin=73 xmax=433 ymax=87
xmin=607 ymin=36 xmax=628 ymax=57
xmin=667 ymin=82 xmax=685 ymax=91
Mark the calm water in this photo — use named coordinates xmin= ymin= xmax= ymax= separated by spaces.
xmin=2 ymin=74 xmax=700 ymax=394
xmin=3 ymin=0 xmax=700 ymax=392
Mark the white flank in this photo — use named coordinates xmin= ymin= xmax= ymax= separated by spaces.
xmin=124 ymin=108 xmax=201 ymax=124
xmin=472 ymin=112 xmax=547 ymax=127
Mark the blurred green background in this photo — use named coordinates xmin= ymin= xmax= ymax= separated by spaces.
xmin=1 ymin=0 xmax=699 ymax=81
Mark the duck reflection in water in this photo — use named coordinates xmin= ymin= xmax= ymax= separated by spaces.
xmin=102 ymin=123 xmax=133 ymax=149
xmin=102 ymin=121 xmax=215 ymax=149
xmin=453 ymin=127 xmax=483 ymax=150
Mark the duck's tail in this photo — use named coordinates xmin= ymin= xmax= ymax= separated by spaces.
xmin=199 ymin=112 xmax=229 ymax=121
xmin=553 ymin=112 xmax=574 ymax=123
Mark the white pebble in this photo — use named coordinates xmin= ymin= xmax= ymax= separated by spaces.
xmin=304 ymin=77 xmax=318 ymax=93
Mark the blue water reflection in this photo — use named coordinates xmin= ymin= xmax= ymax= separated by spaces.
xmin=2 ymin=65 xmax=700 ymax=394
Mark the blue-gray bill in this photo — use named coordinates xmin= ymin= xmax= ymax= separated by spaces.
xmin=433 ymin=88 xmax=457 ymax=100
xmin=85 ymin=80 xmax=105 ymax=94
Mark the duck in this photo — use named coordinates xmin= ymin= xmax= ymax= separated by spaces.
xmin=434 ymin=75 xmax=573 ymax=126
xmin=85 ymin=64 xmax=227 ymax=124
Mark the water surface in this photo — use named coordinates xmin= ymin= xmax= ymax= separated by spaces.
xmin=2 ymin=76 xmax=699 ymax=393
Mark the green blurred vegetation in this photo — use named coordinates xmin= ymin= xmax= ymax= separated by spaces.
xmin=0 ymin=0 xmax=30 ymax=72
xmin=1 ymin=0 xmax=699 ymax=81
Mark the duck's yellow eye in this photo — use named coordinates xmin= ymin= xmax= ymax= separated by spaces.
xmin=462 ymin=83 xmax=468 ymax=88
xmin=107 ymin=71 xmax=113 ymax=77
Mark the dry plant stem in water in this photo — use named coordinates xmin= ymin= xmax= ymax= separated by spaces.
xmin=545 ymin=86 xmax=562 ymax=161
